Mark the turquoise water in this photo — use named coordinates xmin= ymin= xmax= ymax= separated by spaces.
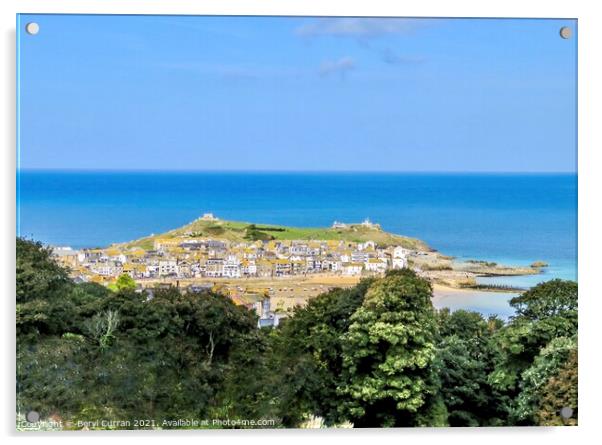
xmin=17 ymin=171 xmax=577 ymax=316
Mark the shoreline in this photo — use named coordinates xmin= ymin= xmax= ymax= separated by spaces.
xmin=431 ymin=283 xmax=521 ymax=319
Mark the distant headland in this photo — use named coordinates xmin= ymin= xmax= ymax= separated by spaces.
xmin=51 ymin=213 xmax=546 ymax=298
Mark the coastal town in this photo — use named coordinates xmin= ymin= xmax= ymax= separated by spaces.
xmin=50 ymin=214 xmax=418 ymax=326
xmin=51 ymin=213 xmax=544 ymax=327
xmin=53 ymin=214 xmax=411 ymax=282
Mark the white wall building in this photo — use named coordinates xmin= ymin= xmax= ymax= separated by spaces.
xmin=159 ymin=260 xmax=178 ymax=276
xmin=223 ymin=255 xmax=242 ymax=278
xmin=392 ymin=246 xmax=408 ymax=269
xmin=352 ymin=251 xmax=369 ymax=263
xmin=342 ymin=262 xmax=363 ymax=276
xmin=206 ymin=258 xmax=224 ymax=277
xmin=90 ymin=264 xmax=118 ymax=277
xmin=365 ymin=258 xmax=388 ymax=273
xmin=241 ymin=260 xmax=257 ymax=276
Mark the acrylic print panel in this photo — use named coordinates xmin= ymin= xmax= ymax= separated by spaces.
xmin=16 ymin=15 xmax=577 ymax=430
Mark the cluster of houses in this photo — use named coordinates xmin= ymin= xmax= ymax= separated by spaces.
xmin=51 ymin=217 xmax=414 ymax=328
xmin=52 ymin=235 xmax=409 ymax=285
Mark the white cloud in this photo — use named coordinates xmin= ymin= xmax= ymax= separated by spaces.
xmin=296 ymin=18 xmax=428 ymax=39
xmin=318 ymin=57 xmax=356 ymax=78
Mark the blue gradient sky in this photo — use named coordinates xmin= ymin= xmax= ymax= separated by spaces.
xmin=17 ymin=15 xmax=577 ymax=172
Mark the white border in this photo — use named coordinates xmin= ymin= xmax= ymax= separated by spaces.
xmin=2 ymin=1 xmax=600 ymax=444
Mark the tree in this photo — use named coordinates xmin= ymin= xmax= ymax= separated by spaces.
xmin=16 ymin=237 xmax=267 ymax=427
xmin=108 ymin=274 xmax=137 ymax=292
xmin=536 ymin=348 xmax=578 ymax=426
xmin=16 ymin=239 xmax=76 ymax=337
xmin=266 ymin=279 xmax=374 ymax=426
xmin=244 ymin=224 xmax=274 ymax=241
xmin=338 ymin=269 xmax=442 ymax=427
xmin=437 ymin=309 xmax=489 ymax=340
xmin=212 ymin=328 xmax=279 ymax=425
xmin=435 ymin=310 xmax=506 ymax=426
xmin=486 ymin=280 xmax=578 ymax=425
xmin=17 ymin=334 xmax=87 ymax=418
xmin=510 ymin=279 xmax=577 ymax=321
xmin=489 ymin=280 xmax=578 ymax=395
xmin=436 ymin=335 xmax=487 ymax=426
xmin=513 ymin=336 xmax=577 ymax=424
xmin=17 ymin=238 xmax=70 ymax=304
xmin=82 ymin=288 xmax=263 ymax=423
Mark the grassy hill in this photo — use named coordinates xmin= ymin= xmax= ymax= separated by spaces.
xmin=120 ymin=217 xmax=430 ymax=251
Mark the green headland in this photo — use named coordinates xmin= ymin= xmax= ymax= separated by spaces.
xmin=122 ymin=216 xmax=430 ymax=251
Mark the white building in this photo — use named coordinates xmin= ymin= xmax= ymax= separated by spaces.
xmin=206 ymin=258 xmax=224 ymax=277
xmin=223 ymin=255 xmax=242 ymax=278
xmin=351 ymin=251 xmax=369 ymax=263
xmin=241 ymin=260 xmax=257 ymax=276
xmin=291 ymin=244 xmax=309 ymax=255
xmin=146 ymin=264 xmax=160 ymax=277
xmin=201 ymin=213 xmax=219 ymax=221
xmin=360 ymin=218 xmax=380 ymax=229
xmin=340 ymin=252 xmax=352 ymax=263
xmin=306 ymin=257 xmax=321 ymax=272
xmin=106 ymin=253 xmax=127 ymax=264
xmin=342 ymin=262 xmax=363 ymax=276
xmin=392 ymin=246 xmax=408 ymax=269
xmin=159 ymin=260 xmax=178 ymax=276
xmin=320 ymin=259 xmax=338 ymax=272
xmin=90 ymin=263 xmax=118 ymax=277
xmin=365 ymin=258 xmax=388 ymax=273
xmin=331 ymin=260 xmax=342 ymax=272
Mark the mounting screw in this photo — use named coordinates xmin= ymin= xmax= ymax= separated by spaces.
xmin=559 ymin=26 xmax=572 ymax=39
xmin=26 ymin=410 xmax=40 ymax=423
xmin=560 ymin=406 xmax=573 ymax=419
xmin=25 ymin=22 xmax=40 ymax=35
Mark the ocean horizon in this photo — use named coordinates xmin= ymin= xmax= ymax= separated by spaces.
xmin=17 ymin=170 xmax=577 ymax=316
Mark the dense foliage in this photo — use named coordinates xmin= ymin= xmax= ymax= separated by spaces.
xmin=338 ymin=269 xmax=441 ymax=427
xmin=244 ymin=224 xmax=276 ymax=241
xmin=16 ymin=238 xmax=578 ymax=429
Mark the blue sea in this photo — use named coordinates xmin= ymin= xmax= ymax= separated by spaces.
xmin=17 ymin=171 xmax=577 ymax=317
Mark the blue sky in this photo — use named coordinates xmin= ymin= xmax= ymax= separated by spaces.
xmin=18 ymin=15 xmax=577 ymax=172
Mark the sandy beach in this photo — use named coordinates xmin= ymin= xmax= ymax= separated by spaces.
xmin=431 ymin=284 xmax=520 ymax=318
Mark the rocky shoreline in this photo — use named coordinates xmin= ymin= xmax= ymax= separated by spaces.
xmin=409 ymin=250 xmax=544 ymax=290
